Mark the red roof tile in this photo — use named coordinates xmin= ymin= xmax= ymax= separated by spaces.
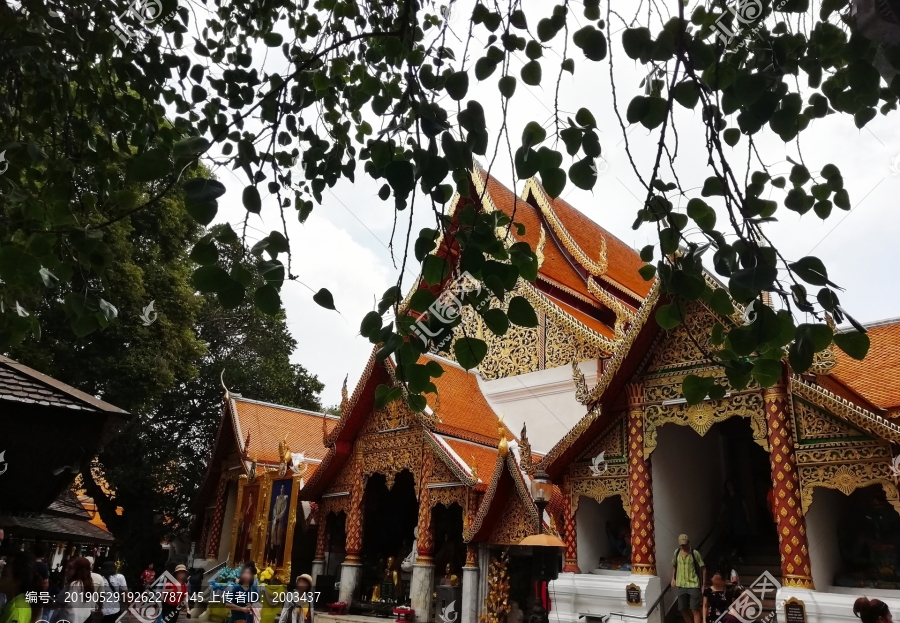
xmin=231 ymin=397 xmax=338 ymax=465
xmin=832 ymin=320 xmax=900 ymax=412
xmin=424 ymin=354 xmax=510 ymax=444
xmin=440 ymin=437 xmax=502 ymax=491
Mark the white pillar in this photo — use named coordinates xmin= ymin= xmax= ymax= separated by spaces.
xmin=477 ymin=544 xmax=490 ymax=621
xmin=461 ymin=566 xmax=479 ymax=623
xmin=410 ymin=562 xmax=435 ymax=622
xmin=311 ymin=560 xmax=325 ymax=582
xmin=338 ymin=561 xmax=362 ymax=604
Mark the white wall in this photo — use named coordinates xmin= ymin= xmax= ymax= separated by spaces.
xmin=478 ymin=360 xmax=598 ymax=454
xmin=651 ymin=423 xmax=725 ymax=583
xmin=576 ymin=496 xmax=629 ymax=573
xmin=806 ymin=487 xmax=843 ymax=591
xmin=217 ymin=479 xmax=238 ymax=562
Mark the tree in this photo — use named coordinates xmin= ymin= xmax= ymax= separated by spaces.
xmin=2 ymin=0 xmax=895 ymax=408
xmin=7 ymin=182 xmax=323 ymax=577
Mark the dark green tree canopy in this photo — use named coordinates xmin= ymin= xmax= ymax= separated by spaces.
xmin=2 ymin=0 xmax=897 ymax=407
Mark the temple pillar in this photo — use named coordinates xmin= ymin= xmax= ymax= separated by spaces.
xmin=412 ymin=451 xmax=435 ymax=622
xmin=339 ymin=459 xmax=365 ymax=603
xmin=311 ymin=505 xmax=327 ymax=581
xmin=206 ymin=474 xmax=229 ymax=559
xmin=562 ymin=480 xmax=580 ymax=573
xmin=627 ymin=383 xmax=656 ymax=575
xmin=462 ymin=546 xmax=479 ymax=623
xmin=763 ymin=375 xmax=814 ymax=589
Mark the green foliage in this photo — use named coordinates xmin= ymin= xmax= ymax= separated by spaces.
xmin=0 ymin=0 xmax=887 ymax=417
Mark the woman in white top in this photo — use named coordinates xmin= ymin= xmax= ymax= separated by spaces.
xmin=100 ymin=561 xmax=128 ymax=623
xmin=277 ymin=575 xmax=314 ymax=623
xmin=55 ymin=557 xmax=96 ymax=623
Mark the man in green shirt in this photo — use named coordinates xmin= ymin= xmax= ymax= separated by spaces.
xmin=671 ymin=534 xmax=706 ymax=623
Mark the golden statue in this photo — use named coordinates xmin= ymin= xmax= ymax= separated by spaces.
xmin=371 ymin=556 xmax=401 ymax=601
xmin=442 ymin=563 xmax=459 ymax=587
xmin=279 ymin=437 xmax=291 ymax=465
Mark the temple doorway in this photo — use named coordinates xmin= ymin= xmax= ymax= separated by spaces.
xmin=290 ymin=510 xmax=319 ymax=579
xmin=652 ymin=417 xmax=775 ymax=581
xmin=806 ymin=484 xmax=900 ymax=591
xmin=322 ymin=510 xmax=347 ymax=577
xmin=575 ymin=496 xmax=631 ymax=573
xmin=432 ymin=502 xmax=465 ymax=581
xmin=360 ymin=470 xmax=419 ymax=603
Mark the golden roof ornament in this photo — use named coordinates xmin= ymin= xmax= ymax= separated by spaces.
xmin=536 ymin=225 xmax=546 ymax=269
xmin=340 ymin=374 xmax=349 ymax=415
xmin=498 ymin=414 xmax=508 ymax=458
xmin=520 ymin=424 xmax=532 ymax=471
xmin=468 ymin=454 xmax=479 ymax=482
xmin=248 ymin=453 xmax=258 ymax=484
xmin=242 ymin=431 xmax=251 ymax=459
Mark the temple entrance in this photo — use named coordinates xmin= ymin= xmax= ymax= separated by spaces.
xmin=652 ymin=417 xmax=776 ymax=579
xmin=575 ymin=496 xmax=631 ymax=572
xmin=322 ymin=510 xmax=347 ymax=577
xmin=806 ymin=484 xmax=900 ymax=591
xmin=360 ymin=470 xmax=419 ymax=604
xmin=290 ymin=511 xmax=319 ymax=578
xmin=432 ymin=502 xmax=465 ymax=581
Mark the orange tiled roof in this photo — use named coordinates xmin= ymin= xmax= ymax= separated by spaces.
xmin=439 ymin=436 xmax=502 ymax=491
xmin=832 ymin=319 xmax=900 ymax=412
xmin=547 ymin=195 xmax=652 ymax=299
xmin=231 ymin=397 xmax=338 ymax=465
xmin=482 ymin=176 xmax=596 ymax=300
xmin=424 ymin=354 xmax=510 ymax=444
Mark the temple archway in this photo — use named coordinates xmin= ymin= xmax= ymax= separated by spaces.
xmin=360 ymin=470 xmax=418 ymax=603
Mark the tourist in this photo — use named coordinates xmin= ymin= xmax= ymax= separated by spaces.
xmin=159 ymin=565 xmax=189 ymax=623
xmin=56 ymin=557 xmax=95 ymax=623
xmin=100 ymin=561 xmax=128 ymax=623
xmin=278 ymin=574 xmax=314 ymax=623
xmin=671 ymin=534 xmax=706 ymax=623
xmin=0 ymin=551 xmax=39 ymax=623
xmin=142 ymin=563 xmax=157 ymax=591
xmin=854 ymin=598 xmax=893 ymax=623
xmin=225 ymin=564 xmax=259 ymax=623
xmin=702 ymin=572 xmax=737 ymax=623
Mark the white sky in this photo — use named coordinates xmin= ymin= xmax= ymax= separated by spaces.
xmin=201 ymin=2 xmax=900 ymax=406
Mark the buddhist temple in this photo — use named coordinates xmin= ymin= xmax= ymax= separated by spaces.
xmin=193 ymin=168 xmax=900 ymax=623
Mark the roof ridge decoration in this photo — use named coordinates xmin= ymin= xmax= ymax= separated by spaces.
xmin=463 ymin=452 xmax=540 ymax=542
xmin=587 ymin=276 xmax=637 ymax=339
xmin=523 ymin=178 xmax=608 ymax=277
xmin=572 ymin=362 xmax=591 ymax=404
xmin=422 ymin=430 xmax=479 ymax=487
xmin=791 ymin=375 xmax=900 ymax=443
xmin=536 ymin=224 xmax=546 ymax=269
xmin=340 ymin=375 xmax=349 ymax=415
xmin=520 ymin=279 xmax=618 ymax=353
xmin=581 ymin=279 xmax=661 ymax=406
xmin=324 ymin=347 xmax=378 ymax=447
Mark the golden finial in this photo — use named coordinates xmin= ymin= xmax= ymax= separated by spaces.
xmin=536 ymin=225 xmax=546 ymax=269
xmin=322 ymin=411 xmax=330 ymax=445
xmin=497 ymin=414 xmax=508 ymax=458
xmin=242 ymin=431 xmax=251 ymax=458
xmin=340 ymin=374 xmax=349 ymax=415
xmin=220 ymin=369 xmax=230 ymax=398
xmin=279 ymin=437 xmax=291 ymax=465
xmin=520 ymin=423 xmax=532 ymax=470
xmin=468 ymin=454 xmax=479 ymax=482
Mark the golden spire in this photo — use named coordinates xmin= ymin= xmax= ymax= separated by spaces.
xmin=498 ymin=414 xmax=508 ymax=458
xmin=520 ymin=423 xmax=532 ymax=470
xmin=322 ymin=411 xmax=330 ymax=445
xmin=340 ymin=374 xmax=349 ymax=415
xmin=468 ymin=454 xmax=479 ymax=482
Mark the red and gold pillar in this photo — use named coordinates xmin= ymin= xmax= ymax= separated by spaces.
xmin=344 ymin=458 xmax=365 ymax=563
xmin=627 ymin=383 xmax=656 ymax=575
xmin=206 ymin=473 xmax=229 ymax=559
xmin=562 ymin=480 xmax=580 ymax=573
xmin=764 ymin=376 xmax=814 ymax=589
xmin=416 ymin=450 xmax=435 ymax=563
xmin=313 ymin=504 xmax=327 ymax=563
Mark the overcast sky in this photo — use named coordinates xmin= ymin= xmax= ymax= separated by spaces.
xmin=202 ymin=2 xmax=900 ymax=407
